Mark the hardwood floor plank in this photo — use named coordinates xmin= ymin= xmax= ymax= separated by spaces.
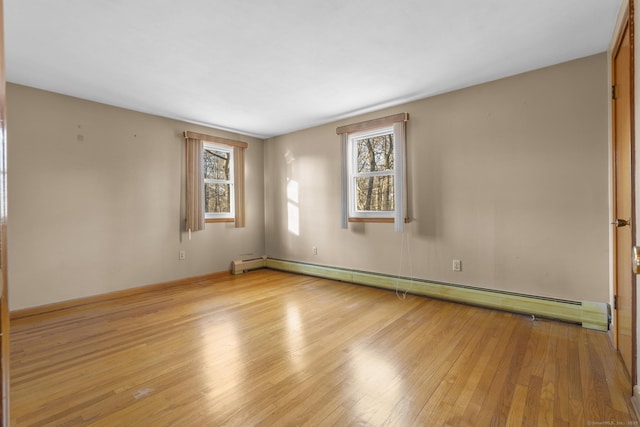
xmin=552 ymin=322 xmax=570 ymax=425
xmin=409 ymin=307 xmax=489 ymax=424
xmin=458 ymin=312 xmax=520 ymax=424
xmin=449 ymin=312 xmax=505 ymax=426
xmin=505 ymin=384 xmax=529 ymax=426
xmin=539 ymin=321 xmax=558 ymax=426
xmin=8 ymin=270 xmax=637 ymax=426
xmin=466 ymin=314 xmax=528 ymax=426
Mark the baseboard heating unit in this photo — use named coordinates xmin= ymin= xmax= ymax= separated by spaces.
xmin=264 ymin=258 xmax=610 ymax=331
xmin=231 ymin=256 xmax=267 ymax=275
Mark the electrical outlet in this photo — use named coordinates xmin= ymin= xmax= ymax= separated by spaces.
xmin=452 ymin=259 xmax=462 ymax=271
xmin=312 ymin=246 xmax=318 ymax=255
xmin=179 ymin=250 xmax=186 ymax=260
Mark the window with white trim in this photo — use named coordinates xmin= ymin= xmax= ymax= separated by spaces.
xmin=203 ymin=142 xmax=234 ymax=220
xmin=348 ymin=126 xmax=396 ymax=218
xmin=337 ymin=113 xmax=408 ymax=231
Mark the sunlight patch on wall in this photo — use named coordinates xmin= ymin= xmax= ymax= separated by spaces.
xmin=287 ymin=178 xmax=299 ymax=236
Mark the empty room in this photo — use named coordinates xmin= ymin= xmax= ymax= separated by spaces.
xmin=0 ymin=0 xmax=638 ymax=425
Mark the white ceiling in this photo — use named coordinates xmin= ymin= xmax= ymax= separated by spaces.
xmin=5 ymin=0 xmax=623 ymax=139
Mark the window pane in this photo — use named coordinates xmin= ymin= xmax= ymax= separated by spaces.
xmin=356 ymin=133 xmax=394 ymax=173
xmin=204 ymin=149 xmax=231 ymax=180
xmin=355 ymin=175 xmax=395 ymax=211
xmin=205 ymin=183 xmax=231 ymax=213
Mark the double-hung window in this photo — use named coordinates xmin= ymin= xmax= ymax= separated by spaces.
xmin=203 ymin=142 xmax=234 ymax=220
xmin=348 ymin=126 xmax=396 ymax=219
xmin=337 ymin=113 xmax=409 ymax=231
xmin=184 ymin=131 xmax=247 ymax=232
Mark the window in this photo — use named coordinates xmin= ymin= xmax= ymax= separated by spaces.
xmin=337 ymin=113 xmax=408 ymax=231
xmin=204 ymin=142 xmax=234 ymax=220
xmin=184 ymin=131 xmax=247 ymax=232
xmin=348 ymin=126 xmax=395 ymax=218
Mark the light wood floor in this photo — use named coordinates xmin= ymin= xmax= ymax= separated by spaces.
xmin=9 ymin=269 xmax=638 ymax=426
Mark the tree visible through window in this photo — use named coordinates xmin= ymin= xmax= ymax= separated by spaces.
xmin=355 ymin=131 xmax=395 ymax=211
xmin=204 ymin=142 xmax=234 ymax=218
xmin=349 ymin=126 xmax=396 ymax=217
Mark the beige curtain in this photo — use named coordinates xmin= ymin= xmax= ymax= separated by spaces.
xmin=233 ymin=145 xmax=246 ymax=228
xmin=339 ymin=132 xmax=348 ymax=229
xmin=185 ymin=137 xmax=205 ymax=232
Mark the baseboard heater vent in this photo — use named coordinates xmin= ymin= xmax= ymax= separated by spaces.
xmin=264 ymin=258 xmax=609 ymax=332
xmin=231 ymin=256 xmax=267 ymax=275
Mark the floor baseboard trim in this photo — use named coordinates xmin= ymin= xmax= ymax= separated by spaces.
xmin=10 ymin=270 xmax=231 ymax=320
xmin=265 ymin=258 xmax=609 ymax=331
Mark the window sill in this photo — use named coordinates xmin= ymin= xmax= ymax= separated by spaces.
xmin=205 ymin=218 xmax=235 ymax=223
xmin=348 ymin=217 xmax=409 ymax=223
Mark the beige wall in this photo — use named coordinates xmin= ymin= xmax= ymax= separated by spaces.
xmin=6 ymin=53 xmax=609 ymax=310
xmin=265 ymin=53 xmax=609 ymax=303
xmin=7 ymin=84 xmax=265 ymax=310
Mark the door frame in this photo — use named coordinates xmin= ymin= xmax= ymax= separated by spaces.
xmin=611 ymin=0 xmax=636 ymax=385
xmin=0 ymin=0 xmax=8 ymax=422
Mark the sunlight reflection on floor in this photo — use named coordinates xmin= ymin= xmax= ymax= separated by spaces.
xmin=349 ymin=349 xmax=405 ymax=423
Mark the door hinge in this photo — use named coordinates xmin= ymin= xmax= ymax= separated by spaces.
xmin=614 ymin=295 xmax=618 ymax=310
xmin=612 ymin=85 xmax=617 ymax=100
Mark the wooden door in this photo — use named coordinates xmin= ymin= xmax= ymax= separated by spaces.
xmin=612 ymin=6 xmax=635 ymax=382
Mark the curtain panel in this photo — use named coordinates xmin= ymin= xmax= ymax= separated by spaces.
xmin=185 ymin=137 xmax=205 ymax=232
xmin=233 ymin=145 xmax=246 ymax=228
xmin=184 ymin=131 xmax=247 ymax=230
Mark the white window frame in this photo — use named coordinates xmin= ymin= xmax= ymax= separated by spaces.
xmin=337 ymin=113 xmax=408 ymax=232
xmin=203 ymin=142 xmax=235 ymax=220
xmin=347 ymin=125 xmax=396 ymax=219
